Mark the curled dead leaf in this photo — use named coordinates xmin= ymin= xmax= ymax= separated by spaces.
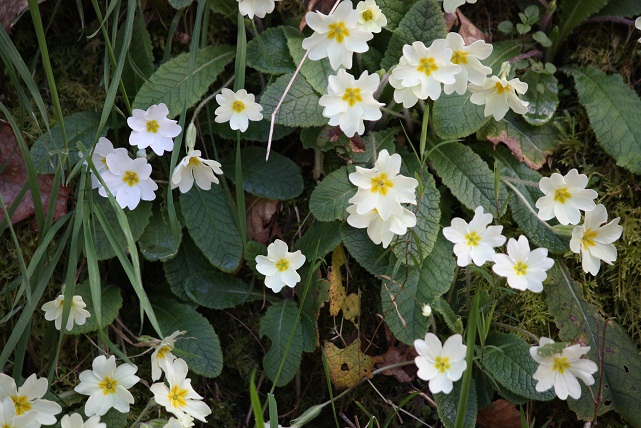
xmin=456 ymin=9 xmax=488 ymax=44
xmin=324 ymin=338 xmax=384 ymax=389
xmin=246 ymin=196 xmax=279 ymax=245
xmin=0 ymin=0 xmax=28 ymax=32
xmin=477 ymin=399 xmax=521 ymax=428
xmin=328 ymin=245 xmax=360 ymax=326
xmin=377 ymin=345 xmax=417 ymax=383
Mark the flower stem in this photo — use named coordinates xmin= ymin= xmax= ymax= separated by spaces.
xmin=454 ymin=292 xmax=480 ymax=428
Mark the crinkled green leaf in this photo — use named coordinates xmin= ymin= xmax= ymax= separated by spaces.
xmin=259 ymin=300 xmax=304 ymax=387
xmin=566 ymin=66 xmax=641 ymax=174
xmin=30 ymin=111 xmax=109 ymax=174
xmin=309 ymin=166 xmax=356 ymax=222
xmin=185 ymin=270 xmax=258 ymax=309
xmin=260 ymin=72 xmax=326 ymax=128
xmin=433 ymin=41 xmax=521 ymax=139
xmin=381 ymin=235 xmax=455 ymax=345
xmin=153 ymin=297 xmax=223 ymax=378
xmin=68 ymin=284 xmax=122 ymax=335
xmin=99 ymin=408 xmax=129 ymax=428
xmin=434 ymin=378 xmax=477 ymax=428
xmin=376 ymin=0 xmax=420 ymax=31
xmin=91 ymin=197 xmax=152 ymax=261
xmin=169 ymin=0 xmax=193 ymax=9
xmin=381 ymin=0 xmax=446 ymax=70
xmin=547 ymin=263 xmax=641 ymax=425
xmin=138 ymin=204 xmax=182 ymax=261
xmin=556 ymin=0 xmax=609 ymax=48
xmin=115 ymin=15 xmax=153 ymax=97
xmin=132 ymin=45 xmax=234 ymax=118
xmin=477 ymin=112 xmax=559 ymax=170
xmin=340 ymin=224 xmax=390 ymax=276
xmin=521 ymin=70 xmax=559 ymax=126
xmin=295 ymin=220 xmax=342 ymax=261
xmin=247 ymin=26 xmax=295 ymax=75
xmin=429 ymin=141 xmax=508 ymax=217
xmin=283 ymin=27 xmax=333 ymax=95
xmin=300 ymin=311 xmax=318 ymax=353
xmin=180 ymin=185 xmax=243 ymax=273
xmin=596 ymin=0 xmax=641 ymax=17
xmin=163 ymin=234 xmax=212 ymax=301
xmin=482 ymin=332 xmax=555 ymax=401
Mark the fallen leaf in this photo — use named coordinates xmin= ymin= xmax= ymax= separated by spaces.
xmin=377 ymin=345 xmax=416 ymax=383
xmin=0 ymin=0 xmax=28 ymax=32
xmin=348 ymin=135 xmax=365 ymax=153
xmin=324 ymin=338 xmax=384 ymax=389
xmin=476 ymin=399 xmax=521 ymax=428
xmin=0 ymin=121 xmax=71 ymax=227
xmin=444 ymin=12 xmax=458 ymax=32
xmin=328 ymin=245 xmax=360 ymax=326
xmin=456 ymin=9 xmax=487 ymax=44
xmin=246 ymin=196 xmax=279 ymax=245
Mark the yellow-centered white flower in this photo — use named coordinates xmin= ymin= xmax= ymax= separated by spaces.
xmin=535 ymin=168 xmax=598 ymax=226
xmin=356 ymin=0 xmax=387 ymax=33
xmin=237 ymin=0 xmax=281 ymax=19
xmin=150 ymin=330 xmax=186 ymax=382
xmin=0 ymin=373 xmax=62 ymax=425
xmin=164 ymin=416 xmax=194 ymax=428
xmin=348 ymin=149 xmax=418 ymax=221
xmin=390 ymin=40 xmax=461 ymax=106
xmin=127 ymin=103 xmax=181 ymax=156
xmin=530 ymin=337 xmax=597 ymax=400
xmin=150 ymin=359 xmax=212 ymax=423
xmin=319 ymin=69 xmax=383 ymax=138
xmin=469 ymin=75 xmax=529 ymax=120
xmin=570 ymin=204 xmax=623 ymax=276
xmin=414 ymin=333 xmax=467 ymax=394
xmin=441 ymin=0 xmax=477 ymax=13
xmin=0 ymin=397 xmax=38 ymax=428
xmin=74 ymin=355 xmax=139 ymax=417
xmin=346 ymin=204 xmax=416 ymax=248
xmin=443 ymin=32 xmax=492 ymax=95
xmin=80 ymin=137 xmax=129 ymax=190
xmin=302 ymin=1 xmax=373 ymax=70
xmin=255 ymin=239 xmax=306 ymax=293
xmin=172 ymin=149 xmax=223 ymax=193
xmin=60 ymin=413 xmax=106 ymax=428
xmin=442 ymin=206 xmax=506 ymax=267
xmin=41 ymin=294 xmax=91 ymax=332
xmin=99 ymin=151 xmax=158 ymax=210
xmin=492 ymin=235 xmax=554 ymax=293
xmin=214 ymin=88 xmax=264 ymax=133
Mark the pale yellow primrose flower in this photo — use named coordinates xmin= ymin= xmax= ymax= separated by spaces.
xmin=302 ymin=1 xmax=373 ymax=70
xmin=214 ymin=88 xmax=264 ymax=133
xmin=99 ymin=151 xmax=158 ymax=210
xmin=171 ymin=149 xmax=223 ymax=193
xmin=356 ymin=0 xmax=387 ymax=33
xmin=535 ymin=168 xmax=598 ymax=226
xmin=41 ymin=294 xmax=91 ymax=332
xmin=414 ymin=333 xmax=467 ymax=394
xmin=0 ymin=373 xmax=62 ymax=425
xmin=530 ymin=337 xmax=597 ymax=400
xmin=127 ymin=103 xmax=181 ymax=156
xmin=60 ymin=413 xmax=106 ymax=428
xmin=570 ymin=204 xmax=623 ymax=276
xmin=346 ymin=204 xmax=416 ymax=248
xmin=443 ymin=32 xmax=492 ymax=95
xmin=0 ymin=397 xmax=38 ymax=428
xmin=79 ymin=137 xmax=128 ymax=190
xmin=255 ymin=239 xmax=306 ymax=293
xmin=150 ymin=330 xmax=186 ymax=382
xmin=237 ymin=0 xmax=281 ymax=19
xmin=74 ymin=355 xmax=139 ymax=417
xmin=492 ymin=235 xmax=554 ymax=293
xmin=469 ymin=74 xmax=529 ymax=121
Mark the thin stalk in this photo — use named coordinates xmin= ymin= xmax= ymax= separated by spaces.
xmin=454 ymin=291 xmax=480 ymax=428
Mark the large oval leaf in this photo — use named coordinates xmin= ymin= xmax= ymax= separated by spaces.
xmin=163 ymin=234 xmax=213 ymax=301
xmin=260 ymin=73 xmax=326 ymax=128
xmin=185 ymin=270 xmax=259 ymax=309
xmin=309 ymin=166 xmax=356 ymax=222
xmin=521 ymin=70 xmax=559 ymax=126
xmin=138 ymin=204 xmax=182 ymax=262
xmin=247 ymin=26 xmax=295 ymax=75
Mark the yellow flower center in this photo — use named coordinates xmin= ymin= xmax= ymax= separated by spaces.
xmin=553 ymin=356 xmax=571 ymax=374
xmin=553 ymin=187 xmax=572 ymax=203
xmin=146 ymin=120 xmax=160 ymax=133
xmin=362 ymin=9 xmax=374 ymax=21
xmin=417 ymin=57 xmax=438 ymax=76
xmin=275 ymin=259 xmax=290 ymax=272
xmin=122 ymin=170 xmax=140 ymax=187
xmin=188 ymin=156 xmax=201 ymax=167
xmin=327 ymin=22 xmax=350 ymax=43
xmin=168 ymin=384 xmax=189 ymax=409
xmin=11 ymin=395 xmax=32 ymax=415
xmin=99 ymin=377 xmax=118 ymax=395
xmin=464 ymin=231 xmax=481 ymax=247
xmin=581 ymin=229 xmax=598 ymax=249
xmin=434 ymin=356 xmax=451 ymax=373
xmin=232 ymin=100 xmax=246 ymax=113
xmin=513 ymin=261 xmax=528 ymax=276
xmin=451 ymin=50 xmax=468 ymax=65
xmin=370 ymin=173 xmax=393 ymax=196
xmin=342 ymin=88 xmax=363 ymax=107
xmin=2 ymin=424 xmax=11 ymax=428
xmin=156 ymin=345 xmax=172 ymax=360
xmin=494 ymin=82 xmax=510 ymax=94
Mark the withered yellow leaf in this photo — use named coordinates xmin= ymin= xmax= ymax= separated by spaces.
xmin=324 ymin=338 xmax=383 ymax=389
xmin=328 ymin=245 xmax=360 ymax=325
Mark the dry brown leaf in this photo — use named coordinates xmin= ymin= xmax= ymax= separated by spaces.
xmin=328 ymin=245 xmax=360 ymax=326
xmin=0 ymin=121 xmax=71 ymax=227
xmin=246 ymin=196 xmax=279 ymax=245
xmin=456 ymin=9 xmax=488 ymax=44
xmin=378 ymin=345 xmax=416 ymax=383
xmin=444 ymin=12 xmax=458 ymax=32
xmin=476 ymin=399 xmax=521 ymax=428
xmin=324 ymin=338 xmax=384 ymax=389
xmin=0 ymin=0 xmax=28 ymax=32
xmin=348 ymin=135 xmax=365 ymax=153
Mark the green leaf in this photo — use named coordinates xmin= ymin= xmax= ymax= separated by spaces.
xmin=244 ymin=240 xmax=267 ymax=276
xmin=477 ymin=112 xmax=559 ymax=170
xmin=169 ymin=0 xmax=193 ymax=9
xmin=300 ymin=311 xmax=318 ymax=353
xmin=432 ymin=297 xmax=459 ymax=333
xmin=381 ymin=235 xmax=456 ymax=345
xmin=295 ymin=221 xmax=342 ymax=261
xmin=115 ymin=15 xmax=154 ymax=97
xmin=482 ymin=332 xmax=555 ymax=400
xmin=91 ymin=197 xmax=152 ymax=261
xmin=546 ymin=263 xmax=641 ymax=424
xmin=434 ymin=378 xmax=477 ymax=428
xmin=200 ymin=114 xmax=294 ymax=142
xmin=432 ymin=41 xmax=521 ymax=139
xmin=283 ymin=27 xmax=333 ymax=95
xmin=309 ymin=166 xmax=356 ymax=222
xmin=521 ymin=70 xmax=559 ymax=126
xmin=138 ymin=204 xmax=182 ymax=261
xmin=491 ymin=145 xmax=568 ymax=253
xmin=163 ymin=234 xmax=213 ymax=301
xmin=376 ymin=0 xmax=420 ymax=30
xmin=99 ymin=408 xmax=129 ymax=428
xmin=153 ymin=297 xmax=223 ymax=378
xmin=30 ymin=111 xmax=109 ymax=174
xmin=210 ymin=0 xmax=236 ymax=16
xmin=596 ymin=0 xmax=641 ymax=17
xmin=260 ymin=72 xmax=327 ymax=128
xmin=132 ymin=45 xmax=234 ymax=118
xmin=247 ymin=26 xmax=295 ymax=75
xmin=341 ymin=224 xmax=390 ymax=276
xmin=380 ymin=0 xmax=446 ymax=70
xmin=180 ymin=185 xmax=243 ymax=273
xmin=259 ymin=300 xmax=304 ymax=386
xmin=185 ymin=270 xmax=257 ymax=309
xmin=556 ymin=0 xmax=609 ymax=48
xmin=566 ymin=66 xmax=641 ymax=174
xmin=429 ymin=141 xmax=508 ymax=217
xmin=68 ymin=284 xmax=122 ymax=335
xmin=225 ymin=147 xmax=304 ymax=200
